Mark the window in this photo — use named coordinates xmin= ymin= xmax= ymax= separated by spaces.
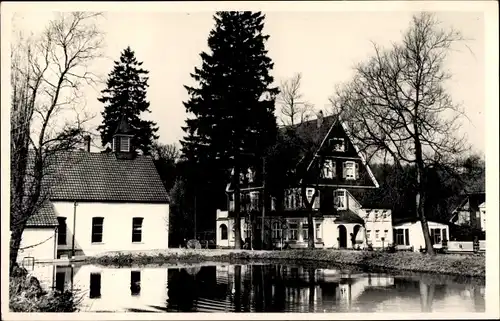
xmin=132 ymin=217 xmax=143 ymax=243
xmin=344 ymin=161 xmax=355 ymax=180
xmin=89 ymin=273 xmax=101 ymax=299
xmin=384 ymin=230 xmax=388 ymax=240
xmin=366 ymin=230 xmax=371 ymax=240
xmin=334 ymin=190 xmax=346 ymax=210
xmin=57 ymin=217 xmax=67 ymax=245
xmin=55 ymin=272 xmax=65 ymax=292
xmin=329 ymin=138 xmax=345 ymax=152
xmin=322 ymin=159 xmax=336 ymax=178
xmin=394 ymin=228 xmax=410 ymax=246
xmin=250 ymin=192 xmax=260 ymax=211
xmin=285 ymin=189 xmax=302 ymax=209
xmin=271 ymin=197 xmax=277 ymax=211
xmin=442 ymin=228 xmax=447 ymax=241
xmin=431 ymin=228 xmax=442 ymax=244
xmin=247 ymin=168 xmax=255 ymax=183
xmin=91 ymin=217 xmax=104 ymax=243
xmin=315 ymin=223 xmax=322 ymax=240
xmin=220 ymin=224 xmax=228 ymax=240
xmin=289 ymin=223 xmax=298 ymax=240
xmin=120 ymin=137 xmax=130 ymax=152
xmin=303 ymin=224 xmax=309 ymax=240
xmin=375 ymin=230 xmax=380 ymax=240
xmin=272 ymin=222 xmax=282 ymax=239
xmin=130 ymin=271 xmax=141 ymax=296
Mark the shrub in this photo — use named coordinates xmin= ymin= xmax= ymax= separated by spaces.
xmin=186 ymin=239 xmax=201 ymax=249
xmin=9 ymin=264 xmax=81 ymax=312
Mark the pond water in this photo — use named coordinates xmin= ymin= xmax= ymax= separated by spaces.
xmin=29 ymin=262 xmax=485 ymax=313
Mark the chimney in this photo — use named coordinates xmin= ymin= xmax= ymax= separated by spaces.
xmin=317 ymin=110 xmax=324 ymax=128
xmin=84 ymin=135 xmax=91 ymax=152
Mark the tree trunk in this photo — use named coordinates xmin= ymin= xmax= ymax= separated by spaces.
xmin=414 ymin=127 xmax=435 ymax=255
xmin=300 ymin=185 xmax=316 ymax=249
xmin=233 ymin=165 xmax=242 ymax=249
xmin=307 ymin=212 xmax=315 ymax=249
xmin=10 ymin=227 xmax=23 ymax=274
xmin=412 ymin=101 xmax=435 ymax=255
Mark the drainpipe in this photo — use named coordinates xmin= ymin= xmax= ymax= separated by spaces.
xmin=71 ymin=202 xmax=78 ymax=258
xmin=54 ymin=226 xmax=58 ymax=260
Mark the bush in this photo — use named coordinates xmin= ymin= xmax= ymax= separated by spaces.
xmin=186 ymin=239 xmax=201 ymax=249
xmin=9 ymin=264 xmax=81 ymax=312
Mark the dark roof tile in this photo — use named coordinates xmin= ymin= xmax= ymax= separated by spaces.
xmin=26 ymin=201 xmax=58 ymax=227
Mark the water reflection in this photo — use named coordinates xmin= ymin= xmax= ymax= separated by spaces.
xmin=29 ymin=263 xmax=485 ymax=313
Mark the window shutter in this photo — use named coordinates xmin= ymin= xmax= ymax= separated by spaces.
xmin=313 ymin=190 xmax=320 ymax=209
xmin=354 ymin=163 xmax=359 ymax=179
xmin=342 ymin=162 xmax=346 ymax=178
xmin=393 ymin=229 xmax=397 ymax=244
xmin=332 ymin=161 xmax=336 ymax=177
xmin=404 ymin=229 xmax=410 ymax=246
xmin=442 ymin=228 xmax=447 ymax=241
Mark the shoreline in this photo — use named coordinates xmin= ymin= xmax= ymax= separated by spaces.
xmin=85 ymin=249 xmax=485 ymax=279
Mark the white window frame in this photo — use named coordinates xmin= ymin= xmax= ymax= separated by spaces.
xmin=315 ymin=223 xmax=322 ymax=240
xmin=344 ymin=161 xmax=355 ymax=180
xmin=120 ymin=137 xmax=130 ymax=152
xmin=322 ymin=159 xmax=335 ymax=178
xmin=272 ymin=221 xmax=282 ymax=239
xmin=334 ymin=189 xmax=347 ymax=210
xmin=247 ymin=168 xmax=255 ymax=183
xmin=330 ymin=137 xmax=345 ymax=152
xmin=250 ymin=191 xmax=260 ymax=211
xmin=302 ymin=223 xmax=309 ymax=240
xmin=289 ymin=223 xmax=298 ymax=240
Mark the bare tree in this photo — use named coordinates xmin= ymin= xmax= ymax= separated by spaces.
xmin=330 ymin=12 xmax=469 ymax=255
xmin=10 ymin=12 xmax=104 ymax=271
xmin=277 ymin=73 xmax=314 ymax=126
xmin=151 ymin=141 xmax=181 ymax=163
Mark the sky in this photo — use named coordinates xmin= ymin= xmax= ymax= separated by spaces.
xmin=7 ymin=6 xmax=487 ymax=155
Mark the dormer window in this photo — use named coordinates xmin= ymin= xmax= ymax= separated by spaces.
xmin=120 ymin=137 xmax=130 ymax=152
xmin=329 ymin=137 xmax=345 ymax=152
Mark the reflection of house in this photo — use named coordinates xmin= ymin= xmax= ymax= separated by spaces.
xmin=392 ymin=218 xmax=450 ymax=251
xmin=449 ymin=192 xmax=486 ymax=231
xmin=55 ymin=265 xmax=169 ymax=312
xmin=218 ymin=113 xmax=380 ymax=249
xmin=360 ymin=209 xmax=393 ymax=249
xmin=16 ymin=119 xmax=170 ymax=262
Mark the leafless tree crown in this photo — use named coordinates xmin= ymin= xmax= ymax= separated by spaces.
xmin=277 ymin=73 xmax=315 ymax=126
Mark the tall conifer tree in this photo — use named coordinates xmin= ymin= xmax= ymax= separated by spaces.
xmin=181 ymin=12 xmax=279 ymax=248
xmin=98 ymin=46 xmax=159 ymax=154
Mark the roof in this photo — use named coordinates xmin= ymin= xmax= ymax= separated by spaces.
xmin=449 ymin=192 xmax=486 ymax=222
xmin=393 ymin=217 xmax=449 ymax=226
xmin=334 ymin=209 xmax=365 ymax=225
xmin=114 ymin=117 xmax=133 ymax=135
xmin=26 ymin=201 xmax=58 ymax=227
xmin=46 ymin=150 xmax=169 ymax=203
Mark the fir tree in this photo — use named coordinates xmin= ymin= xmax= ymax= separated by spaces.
xmin=98 ymin=46 xmax=159 ymax=154
xmin=181 ymin=11 xmax=279 ymax=248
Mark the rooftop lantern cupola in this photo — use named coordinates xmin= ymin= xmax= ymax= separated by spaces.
xmin=112 ymin=117 xmax=135 ymax=159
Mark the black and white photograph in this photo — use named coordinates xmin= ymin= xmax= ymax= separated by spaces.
xmin=1 ymin=1 xmax=498 ymax=319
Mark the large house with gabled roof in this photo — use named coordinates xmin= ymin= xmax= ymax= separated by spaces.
xmin=216 ymin=111 xmax=382 ymax=249
xmin=15 ymin=119 xmax=170 ymax=263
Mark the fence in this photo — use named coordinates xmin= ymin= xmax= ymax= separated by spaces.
xmin=447 ymin=240 xmax=485 ymax=253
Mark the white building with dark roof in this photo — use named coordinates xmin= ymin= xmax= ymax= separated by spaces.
xmin=15 ymin=119 xmax=170 ymax=263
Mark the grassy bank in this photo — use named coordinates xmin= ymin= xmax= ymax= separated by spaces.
xmin=87 ymin=249 xmax=485 ymax=278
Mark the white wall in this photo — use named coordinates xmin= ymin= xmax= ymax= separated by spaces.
xmin=53 ymin=201 xmax=169 ymax=256
xmin=361 ymin=209 xmax=393 ymax=248
xmin=17 ymin=228 xmax=57 ymax=262
xmin=394 ymin=221 xmax=449 ymax=252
